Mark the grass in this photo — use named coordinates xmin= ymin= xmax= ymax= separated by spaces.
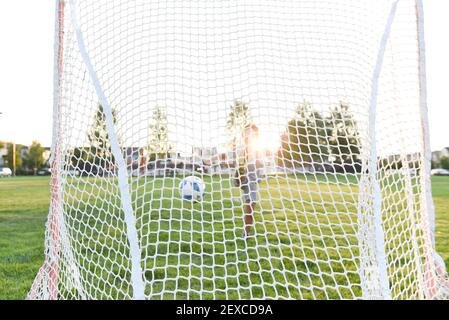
xmin=431 ymin=177 xmax=449 ymax=262
xmin=0 ymin=177 xmax=50 ymax=299
xmin=0 ymin=174 xmax=448 ymax=299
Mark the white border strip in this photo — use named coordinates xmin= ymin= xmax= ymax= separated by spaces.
xmin=415 ymin=0 xmax=435 ymax=245
xmin=68 ymin=0 xmax=145 ymax=300
xmin=50 ymin=0 xmax=61 ymax=164
xmin=415 ymin=0 xmax=447 ymax=300
xmin=367 ymin=0 xmax=399 ymax=300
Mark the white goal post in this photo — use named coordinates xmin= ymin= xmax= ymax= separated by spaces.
xmin=29 ymin=0 xmax=448 ymax=300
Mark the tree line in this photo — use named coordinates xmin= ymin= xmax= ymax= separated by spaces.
xmin=278 ymin=101 xmax=361 ymax=171
xmin=69 ymin=100 xmax=363 ymax=173
xmin=0 ymin=141 xmax=47 ymax=175
xmin=225 ymin=99 xmax=361 ymax=172
xmin=70 ymin=104 xmax=174 ymax=173
xmin=2 ymin=100 xmax=424 ymax=176
xmin=432 ymin=156 xmax=449 ymax=170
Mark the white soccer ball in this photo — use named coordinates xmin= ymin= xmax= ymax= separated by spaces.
xmin=179 ymin=176 xmax=206 ymax=201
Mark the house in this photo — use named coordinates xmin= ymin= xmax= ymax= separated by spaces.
xmin=0 ymin=142 xmax=26 ymax=169
xmin=432 ymin=148 xmax=449 ymax=164
xmin=0 ymin=143 xmax=7 ymax=167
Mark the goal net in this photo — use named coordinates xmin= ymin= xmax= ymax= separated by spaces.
xmin=29 ymin=0 xmax=448 ymax=300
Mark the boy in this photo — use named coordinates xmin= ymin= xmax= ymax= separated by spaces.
xmin=234 ymin=124 xmax=260 ymax=238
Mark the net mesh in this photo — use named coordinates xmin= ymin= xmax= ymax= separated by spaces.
xmin=29 ymin=0 xmax=449 ymax=300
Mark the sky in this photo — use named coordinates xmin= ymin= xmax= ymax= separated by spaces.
xmin=0 ymin=0 xmax=448 ymax=152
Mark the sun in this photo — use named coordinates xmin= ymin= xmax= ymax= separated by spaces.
xmin=255 ymin=131 xmax=281 ymax=153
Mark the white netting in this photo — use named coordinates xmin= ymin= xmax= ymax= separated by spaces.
xmin=29 ymin=0 xmax=448 ymax=299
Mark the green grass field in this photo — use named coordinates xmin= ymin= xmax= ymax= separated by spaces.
xmin=0 ymin=175 xmax=448 ymax=299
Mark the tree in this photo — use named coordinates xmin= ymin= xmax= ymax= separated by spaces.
xmin=327 ymin=102 xmax=361 ymax=166
xmin=71 ymin=147 xmax=89 ymax=172
xmin=147 ymin=105 xmax=172 ymax=161
xmin=440 ymin=156 xmax=449 ymax=170
xmin=226 ymin=100 xmax=251 ymax=166
xmin=87 ymin=104 xmax=118 ymax=168
xmin=26 ymin=141 xmax=45 ymax=175
xmin=278 ymin=102 xmax=328 ymax=168
xmin=379 ymin=157 xmax=403 ymax=170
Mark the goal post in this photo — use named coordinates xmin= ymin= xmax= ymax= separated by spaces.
xmin=29 ymin=0 xmax=448 ymax=300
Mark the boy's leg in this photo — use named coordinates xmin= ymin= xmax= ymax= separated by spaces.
xmin=244 ymin=202 xmax=255 ymax=236
xmin=243 ymin=178 xmax=258 ymax=237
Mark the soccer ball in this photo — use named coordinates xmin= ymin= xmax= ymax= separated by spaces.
xmin=179 ymin=176 xmax=206 ymax=201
